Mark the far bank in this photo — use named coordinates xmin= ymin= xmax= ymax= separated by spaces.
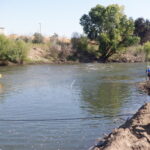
xmin=0 ymin=34 xmax=149 ymax=66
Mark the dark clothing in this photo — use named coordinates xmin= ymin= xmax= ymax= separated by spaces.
xmin=146 ymin=68 xmax=150 ymax=79
xmin=146 ymin=68 xmax=150 ymax=73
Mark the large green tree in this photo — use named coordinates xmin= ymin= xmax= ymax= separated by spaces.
xmin=80 ymin=4 xmax=139 ymax=61
xmin=134 ymin=18 xmax=150 ymax=44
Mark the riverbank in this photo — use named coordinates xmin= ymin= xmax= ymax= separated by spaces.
xmin=23 ymin=44 xmax=148 ymax=64
xmin=89 ymin=81 xmax=150 ymax=150
xmin=9 ymin=45 xmax=147 ymax=65
xmin=0 ymin=34 xmax=148 ymax=66
xmin=138 ymin=81 xmax=150 ymax=95
xmin=108 ymin=47 xmax=145 ymax=63
xmin=91 ymin=102 xmax=150 ymax=150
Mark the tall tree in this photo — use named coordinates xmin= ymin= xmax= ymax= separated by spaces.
xmin=134 ymin=18 xmax=150 ymax=44
xmin=80 ymin=4 xmax=139 ymax=61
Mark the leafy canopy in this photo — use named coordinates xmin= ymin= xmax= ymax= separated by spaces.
xmin=80 ymin=4 xmax=139 ymax=61
xmin=134 ymin=18 xmax=150 ymax=44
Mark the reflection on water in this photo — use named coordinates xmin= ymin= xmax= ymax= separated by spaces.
xmin=101 ymin=75 xmax=132 ymax=81
xmin=80 ymin=82 xmax=130 ymax=115
xmin=0 ymin=63 xmax=148 ymax=150
xmin=0 ymin=82 xmax=5 ymax=104
xmin=0 ymin=83 xmax=4 ymax=94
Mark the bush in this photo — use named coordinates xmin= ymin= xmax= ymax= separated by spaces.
xmin=12 ymin=40 xmax=29 ymax=63
xmin=16 ymin=36 xmax=32 ymax=43
xmin=144 ymin=42 xmax=150 ymax=54
xmin=0 ymin=35 xmax=28 ymax=64
xmin=32 ymin=33 xmax=44 ymax=44
xmin=46 ymin=39 xmax=72 ymax=62
xmin=58 ymin=42 xmax=72 ymax=61
xmin=123 ymin=36 xmax=140 ymax=47
xmin=71 ymin=34 xmax=99 ymax=62
xmin=144 ymin=42 xmax=150 ymax=60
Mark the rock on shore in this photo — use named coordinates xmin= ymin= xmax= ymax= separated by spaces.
xmin=91 ymin=103 xmax=150 ymax=150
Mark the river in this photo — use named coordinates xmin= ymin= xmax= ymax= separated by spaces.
xmin=0 ymin=63 xmax=148 ymax=150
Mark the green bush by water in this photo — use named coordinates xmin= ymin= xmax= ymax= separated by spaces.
xmin=144 ymin=42 xmax=150 ymax=60
xmin=0 ymin=35 xmax=29 ymax=64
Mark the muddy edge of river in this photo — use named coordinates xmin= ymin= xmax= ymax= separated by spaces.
xmin=91 ymin=81 xmax=150 ymax=150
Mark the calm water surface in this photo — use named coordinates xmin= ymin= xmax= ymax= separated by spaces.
xmin=0 ymin=63 xmax=148 ymax=150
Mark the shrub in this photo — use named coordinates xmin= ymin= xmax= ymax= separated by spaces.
xmin=0 ymin=35 xmax=28 ymax=64
xmin=11 ymin=40 xmax=29 ymax=63
xmin=58 ymin=42 xmax=72 ymax=61
xmin=46 ymin=39 xmax=72 ymax=62
xmin=16 ymin=36 xmax=32 ymax=43
xmin=71 ymin=34 xmax=99 ymax=62
xmin=144 ymin=42 xmax=150 ymax=61
xmin=32 ymin=33 xmax=44 ymax=44
xmin=144 ymin=42 xmax=150 ymax=54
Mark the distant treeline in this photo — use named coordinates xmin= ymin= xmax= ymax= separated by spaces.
xmin=1 ymin=4 xmax=150 ymax=64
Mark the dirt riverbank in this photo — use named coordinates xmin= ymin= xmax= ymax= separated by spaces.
xmin=0 ymin=45 xmax=146 ymax=66
xmin=138 ymin=81 xmax=150 ymax=95
xmin=91 ymin=102 xmax=150 ymax=150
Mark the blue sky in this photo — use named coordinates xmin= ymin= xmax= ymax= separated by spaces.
xmin=0 ymin=0 xmax=150 ymax=37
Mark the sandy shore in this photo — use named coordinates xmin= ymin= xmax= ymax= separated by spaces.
xmin=90 ymin=102 xmax=150 ymax=150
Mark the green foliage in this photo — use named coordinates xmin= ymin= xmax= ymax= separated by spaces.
xmin=71 ymin=34 xmax=99 ymax=62
xmin=32 ymin=33 xmax=44 ymax=44
xmin=144 ymin=42 xmax=150 ymax=57
xmin=134 ymin=18 xmax=150 ymax=44
xmin=0 ymin=35 xmax=28 ymax=64
xmin=80 ymin=4 xmax=139 ymax=61
xmin=16 ymin=36 xmax=32 ymax=43
xmin=123 ymin=36 xmax=140 ymax=47
xmin=12 ymin=40 xmax=29 ymax=63
xmin=108 ymin=45 xmax=145 ymax=63
xmin=72 ymin=36 xmax=88 ymax=52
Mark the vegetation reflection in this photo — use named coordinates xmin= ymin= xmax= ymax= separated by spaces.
xmin=80 ymin=81 xmax=130 ymax=116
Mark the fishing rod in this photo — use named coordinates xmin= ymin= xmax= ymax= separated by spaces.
xmin=0 ymin=112 xmax=149 ymax=122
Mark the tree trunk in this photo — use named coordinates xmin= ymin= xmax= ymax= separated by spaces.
xmin=99 ymin=47 xmax=115 ymax=62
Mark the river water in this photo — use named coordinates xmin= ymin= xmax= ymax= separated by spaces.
xmin=0 ymin=63 xmax=148 ymax=150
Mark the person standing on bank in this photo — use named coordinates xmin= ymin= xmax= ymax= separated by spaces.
xmin=146 ymin=66 xmax=150 ymax=80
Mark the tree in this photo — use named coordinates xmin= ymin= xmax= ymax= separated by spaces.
xmin=32 ymin=32 xmax=44 ymax=43
xmin=134 ymin=18 xmax=150 ymax=44
xmin=80 ymin=4 xmax=139 ymax=61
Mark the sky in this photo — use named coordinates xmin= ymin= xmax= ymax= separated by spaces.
xmin=0 ymin=0 xmax=150 ymax=37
